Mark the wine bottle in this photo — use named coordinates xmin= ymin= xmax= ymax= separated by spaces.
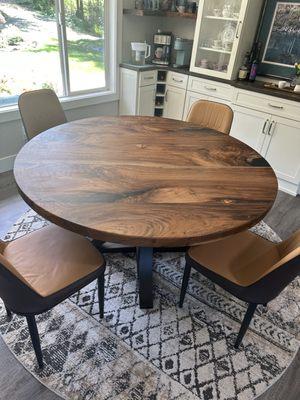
xmin=249 ymin=42 xmax=261 ymax=82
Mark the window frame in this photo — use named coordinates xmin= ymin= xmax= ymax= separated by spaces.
xmin=0 ymin=0 xmax=119 ymax=110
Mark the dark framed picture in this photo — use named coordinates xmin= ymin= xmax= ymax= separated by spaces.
xmin=258 ymin=0 xmax=300 ymax=78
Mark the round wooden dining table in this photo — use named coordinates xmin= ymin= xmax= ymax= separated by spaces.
xmin=14 ymin=116 xmax=278 ymax=308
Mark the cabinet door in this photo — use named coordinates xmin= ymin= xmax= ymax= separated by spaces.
xmin=164 ymin=86 xmax=186 ymax=120
xmin=137 ymin=85 xmax=156 ymax=116
xmin=183 ymin=91 xmax=209 ymax=121
xmin=230 ymin=105 xmax=270 ymax=152
xmin=262 ymin=116 xmax=300 ymax=186
xmin=119 ymin=68 xmax=138 ymax=115
xmin=190 ymin=0 xmax=247 ymax=79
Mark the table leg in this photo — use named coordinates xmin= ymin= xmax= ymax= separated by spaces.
xmin=136 ymin=247 xmax=153 ymax=309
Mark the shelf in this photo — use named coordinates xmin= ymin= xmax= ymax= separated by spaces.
xmin=157 ymin=81 xmax=167 ymax=84
xmin=123 ymin=9 xmax=197 ymax=19
xmin=155 ymin=105 xmax=164 ymax=109
xmin=205 ymin=15 xmax=238 ymax=22
xmin=156 ymin=94 xmax=165 ymax=97
xmin=199 ymin=46 xmax=232 ymax=54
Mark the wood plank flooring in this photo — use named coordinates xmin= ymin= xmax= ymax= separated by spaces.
xmin=0 ymin=187 xmax=299 ymax=400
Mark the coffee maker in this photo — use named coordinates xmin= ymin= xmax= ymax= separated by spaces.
xmin=152 ymin=30 xmax=172 ymax=66
xmin=173 ymin=38 xmax=193 ymax=68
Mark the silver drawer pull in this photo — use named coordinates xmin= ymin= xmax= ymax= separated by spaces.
xmin=268 ymin=103 xmax=284 ymax=109
xmin=204 ymin=86 xmax=217 ymax=91
xmin=262 ymin=119 xmax=269 ymax=134
xmin=172 ymin=78 xmax=183 ymax=83
xmin=268 ymin=120 xmax=275 ymax=136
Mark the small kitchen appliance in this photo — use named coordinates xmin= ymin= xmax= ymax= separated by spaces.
xmin=173 ymin=37 xmax=193 ymax=68
xmin=152 ymin=30 xmax=172 ymax=65
xmin=131 ymin=42 xmax=151 ymax=65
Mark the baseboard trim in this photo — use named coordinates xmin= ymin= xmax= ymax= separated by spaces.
xmin=0 ymin=156 xmax=15 ymax=174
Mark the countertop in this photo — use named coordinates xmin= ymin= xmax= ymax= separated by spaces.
xmin=120 ymin=63 xmax=300 ymax=103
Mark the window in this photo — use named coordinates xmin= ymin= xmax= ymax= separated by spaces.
xmin=0 ymin=0 xmax=116 ymax=107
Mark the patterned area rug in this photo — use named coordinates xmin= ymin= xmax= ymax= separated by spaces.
xmin=0 ymin=210 xmax=299 ymax=400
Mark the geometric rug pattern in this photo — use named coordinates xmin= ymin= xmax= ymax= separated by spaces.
xmin=0 ymin=209 xmax=299 ymax=400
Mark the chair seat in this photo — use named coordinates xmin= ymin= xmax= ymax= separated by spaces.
xmin=3 ymin=224 xmax=104 ymax=297
xmin=188 ymin=231 xmax=280 ymax=287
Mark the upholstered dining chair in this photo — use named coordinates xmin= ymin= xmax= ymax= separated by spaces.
xmin=18 ymin=89 xmax=67 ymax=140
xmin=179 ymin=230 xmax=300 ymax=348
xmin=186 ymin=100 xmax=234 ymax=135
xmin=0 ymin=224 xmax=105 ymax=369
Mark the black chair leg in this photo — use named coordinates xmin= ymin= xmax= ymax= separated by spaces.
xmin=234 ymin=303 xmax=257 ymax=349
xmin=97 ymin=274 xmax=105 ymax=319
xmin=179 ymin=262 xmax=192 ymax=308
xmin=26 ymin=315 xmax=44 ymax=369
xmin=5 ymin=305 xmax=12 ymax=321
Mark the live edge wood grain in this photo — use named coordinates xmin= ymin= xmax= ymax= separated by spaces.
xmin=14 ymin=116 xmax=278 ymax=247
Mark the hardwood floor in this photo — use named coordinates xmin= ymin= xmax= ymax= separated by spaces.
xmin=0 ymin=187 xmax=299 ymax=400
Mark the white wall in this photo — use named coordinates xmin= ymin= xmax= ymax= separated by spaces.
xmin=0 ymin=100 xmax=118 ymax=173
xmin=122 ymin=1 xmax=196 ymax=61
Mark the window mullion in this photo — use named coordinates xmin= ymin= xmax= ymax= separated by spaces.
xmin=56 ymin=0 xmax=70 ymax=96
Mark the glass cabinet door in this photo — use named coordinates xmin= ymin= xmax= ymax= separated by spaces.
xmin=192 ymin=0 xmax=244 ymax=77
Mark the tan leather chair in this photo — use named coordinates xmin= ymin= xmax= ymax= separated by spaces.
xmin=0 ymin=224 xmax=105 ymax=369
xmin=186 ymin=100 xmax=233 ymax=135
xmin=179 ymin=230 xmax=300 ymax=348
xmin=18 ymin=89 xmax=67 ymax=140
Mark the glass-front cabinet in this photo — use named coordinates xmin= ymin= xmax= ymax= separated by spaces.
xmin=190 ymin=0 xmax=264 ymax=80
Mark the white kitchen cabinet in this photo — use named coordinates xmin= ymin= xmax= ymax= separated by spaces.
xmin=235 ymin=90 xmax=300 ymax=121
xmin=188 ymin=76 xmax=234 ymax=101
xmin=230 ymin=105 xmax=270 ymax=152
xmin=190 ymin=0 xmax=264 ymax=80
xmin=230 ymin=91 xmax=300 ymax=196
xmin=119 ymin=67 xmax=157 ymax=116
xmin=164 ymin=86 xmax=186 ymax=120
xmin=183 ymin=91 xmax=209 ymax=120
xmin=262 ymin=116 xmax=300 ymax=194
xmin=167 ymin=71 xmax=189 ymax=90
xmin=137 ymin=85 xmax=156 ymax=116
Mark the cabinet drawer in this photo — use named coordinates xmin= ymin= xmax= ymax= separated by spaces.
xmin=139 ymin=70 xmax=157 ymax=87
xmin=235 ymin=91 xmax=300 ymax=121
xmin=167 ymin=71 xmax=188 ymax=89
xmin=188 ymin=76 xmax=233 ymax=100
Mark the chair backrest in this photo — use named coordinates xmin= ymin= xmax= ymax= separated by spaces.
xmin=186 ymin=100 xmax=234 ymax=135
xmin=18 ymin=89 xmax=67 ymax=140
xmin=0 ymin=240 xmax=42 ymax=313
xmin=247 ymin=230 xmax=300 ymax=304
xmin=277 ymin=230 xmax=300 ymax=267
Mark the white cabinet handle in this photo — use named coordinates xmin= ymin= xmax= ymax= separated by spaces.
xmin=204 ymin=86 xmax=217 ymax=91
xmin=262 ymin=119 xmax=269 ymax=134
xmin=268 ymin=103 xmax=284 ymax=110
xmin=236 ymin=21 xmax=242 ymax=39
xmin=144 ymin=76 xmax=154 ymax=80
xmin=172 ymin=77 xmax=183 ymax=83
xmin=165 ymin=89 xmax=168 ymax=102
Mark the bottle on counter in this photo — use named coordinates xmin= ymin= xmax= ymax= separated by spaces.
xmin=249 ymin=42 xmax=261 ymax=82
xmin=238 ymin=52 xmax=250 ymax=81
